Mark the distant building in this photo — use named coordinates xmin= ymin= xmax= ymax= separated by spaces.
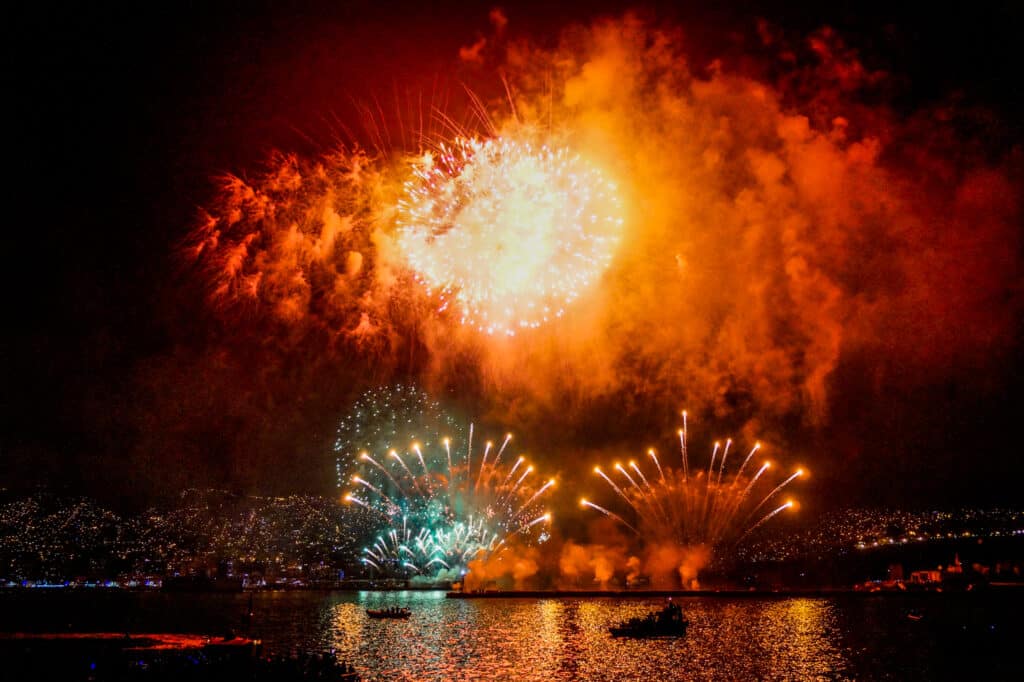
xmin=909 ymin=570 xmax=941 ymax=584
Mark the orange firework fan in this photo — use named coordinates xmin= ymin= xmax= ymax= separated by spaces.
xmin=396 ymin=135 xmax=624 ymax=336
xmin=582 ymin=412 xmax=804 ymax=558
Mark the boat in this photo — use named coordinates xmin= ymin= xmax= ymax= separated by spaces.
xmin=366 ymin=607 xmax=411 ymax=619
xmin=609 ymin=601 xmax=689 ymax=638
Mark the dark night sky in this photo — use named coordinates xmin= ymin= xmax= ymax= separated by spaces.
xmin=3 ymin=1 xmax=1022 ymax=511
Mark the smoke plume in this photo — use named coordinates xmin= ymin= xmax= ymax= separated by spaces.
xmin=180 ymin=13 xmax=1021 ymax=496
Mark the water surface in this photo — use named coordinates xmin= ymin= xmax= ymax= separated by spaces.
xmin=1 ymin=590 xmax=1020 ymax=680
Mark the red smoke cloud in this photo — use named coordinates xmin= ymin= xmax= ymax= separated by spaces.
xmin=183 ymin=13 xmax=1021 ymax=483
xmin=422 ymin=15 xmax=1021 ymax=438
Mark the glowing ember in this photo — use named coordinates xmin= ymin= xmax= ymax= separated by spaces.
xmin=396 ymin=136 xmax=624 ymax=335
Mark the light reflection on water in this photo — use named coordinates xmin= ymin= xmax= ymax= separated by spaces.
xmin=2 ymin=590 xmax=1021 ymax=680
xmin=248 ymin=591 xmax=947 ymax=680
xmin=753 ymin=600 xmax=846 ymax=680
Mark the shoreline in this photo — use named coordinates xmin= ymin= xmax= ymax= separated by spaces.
xmin=3 ymin=584 xmax=1022 ymax=596
xmin=445 ymin=586 xmax=1024 ymax=598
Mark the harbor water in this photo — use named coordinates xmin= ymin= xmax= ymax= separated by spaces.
xmin=1 ymin=589 xmax=1021 ymax=680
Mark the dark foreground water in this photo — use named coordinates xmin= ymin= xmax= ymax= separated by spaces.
xmin=1 ymin=590 xmax=1021 ymax=680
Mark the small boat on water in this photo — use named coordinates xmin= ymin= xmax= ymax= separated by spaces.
xmin=609 ymin=601 xmax=689 ymax=638
xmin=367 ymin=607 xmax=411 ymax=619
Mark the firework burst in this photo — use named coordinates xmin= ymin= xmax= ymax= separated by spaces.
xmin=396 ymin=135 xmax=624 ymax=336
xmin=345 ymin=424 xmax=553 ymax=577
xmin=185 ymin=149 xmax=384 ymax=323
xmin=582 ymin=411 xmax=803 ymax=559
xmin=333 ymin=384 xmax=464 ymax=488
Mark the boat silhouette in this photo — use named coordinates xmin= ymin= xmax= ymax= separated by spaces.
xmin=609 ymin=601 xmax=689 ymax=638
xmin=366 ymin=607 xmax=411 ymax=619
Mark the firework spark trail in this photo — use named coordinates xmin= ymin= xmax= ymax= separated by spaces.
xmin=736 ymin=443 xmax=761 ymax=479
xmin=707 ymin=442 xmax=720 ymax=480
xmin=506 ymin=466 xmax=534 ymax=502
xmin=444 ymin=438 xmax=452 ymax=482
xmin=680 ymin=411 xmax=689 ymax=480
xmin=700 ymin=441 xmax=720 ymax=534
xmin=352 ymin=476 xmax=399 ymax=510
xmin=396 ymin=135 xmax=624 ymax=336
xmin=581 ymin=499 xmax=639 ymax=536
xmin=596 ymin=464 xmax=660 ymax=530
xmin=506 ymin=513 xmax=553 ymax=540
xmin=389 ymin=449 xmax=424 ymax=495
xmin=615 ymin=462 xmax=661 ymax=528
xmin=717 ymin=439 xmax=732 ymax=486
xmin=740 ymin=502 xmax=794 ymax=542
xmin=412 ymin=444 xmax=429 ymax=477
xmin=710 ymin=461 xmax=778 ymax=542
xmin=631 ymin=460 xmax=672 ymax=526
xmin=707 ymin=438 xmax=734 ymax=538
xmin=648 ymin=449 xmax=666 ymax=483
xmin=488 ymin=434 xmax=513 ymax=476
xmin=359 ymin=453 xmax=406 ymax=496
xmin=474 ymin=440 xmax=493 ymax=491
xmin=594 ymin=466 xmax=632 ymax=509
xmin=649 ymin=448 xmax=683 ymax=532
xmin=344 ymin=494 xmax=390 ymax=521
xmin=746 ymin=470 xmax=803 ymax=522
xmin=466 ymin=423 xmax=474 ymax=485
xmin=740 ymin=462 xmax=771 ymax=500
xmin=615 ymin=463 xmax=642 ymax=495
xmin=584 ymin=413 xmax=802 ymax=564
xmin=629 ymin=461 xmax=653 ymax=492
xmin=515 ymin=479 xmax=555 ymax=517
xmin=502 ymin=456 xmax=525 ymax=487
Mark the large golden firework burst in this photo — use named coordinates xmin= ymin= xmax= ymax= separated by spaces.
xmin=396 ymin=135 xmax=624 ymax=336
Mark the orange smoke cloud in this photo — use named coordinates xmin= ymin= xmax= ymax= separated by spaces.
xmin=557 ymin=537 xmax=712 ymax=588
xmin=459 ymin=37 xmax=487 ymax=64
xmin=188 ymin=151 xmax=373 ymax=318
xmin=185 ymin=14 xmax=1021 ymax=462
xmin=558 ymin=540 xmax=631 ymax=587
xmin=464 ymin=544 xmax=541 ymax=590
xmin=643 ymin=543 xmax=711 ymax=589
xmin=422 ymin=14 xmax=1021 ymax=438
